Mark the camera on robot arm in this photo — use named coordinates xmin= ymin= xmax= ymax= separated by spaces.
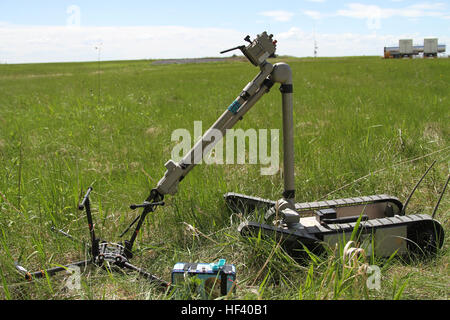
xmin=220 ymin=32 xmax=278 ymax=67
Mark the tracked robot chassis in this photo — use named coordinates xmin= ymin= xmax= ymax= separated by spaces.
xmin=225 ymin=163 xmax=448 ymax=260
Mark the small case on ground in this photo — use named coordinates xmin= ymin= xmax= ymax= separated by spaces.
xmin=171 ymin=259 xmax=236 ymax=298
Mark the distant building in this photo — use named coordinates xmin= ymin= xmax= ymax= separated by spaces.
xmin=384 ymin=38 xmax=446 ymax=58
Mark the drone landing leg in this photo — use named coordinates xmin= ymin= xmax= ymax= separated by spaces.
xmin=16 ymin=259 xmax=91 ymax=281
xmin=122 ymin=261 xmax=169 ymax=288
xmin=50 ymin=226 xmax=84 ymax=244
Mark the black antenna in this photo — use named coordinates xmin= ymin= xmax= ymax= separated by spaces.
xmin=220 ymin=45 xmax=245 ymax=55
xmin=401 ymin=160 xmax=436 ymax=215
xmin=123 ymin=189 xmax=164 ymax=257
xmin=431 ymin=174 xmax=450 ymax=219
xmin=119 ymin=214 xmax=140 ymax=238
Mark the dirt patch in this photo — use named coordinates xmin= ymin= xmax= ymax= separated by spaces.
xmin=152 ymin=57 xmax=245 ymax=65
xmin=145 ymin=127 xmax=161 ymax=136
xmin=0 ymin=73 xmax=73 ymax=80
xmin=423 ymin=122 xmax=443 ymax=144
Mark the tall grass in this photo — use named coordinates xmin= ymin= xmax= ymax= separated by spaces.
xmin=0 ymin=56 xmax=448 ymax=299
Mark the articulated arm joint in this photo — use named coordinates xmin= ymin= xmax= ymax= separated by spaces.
xmin=156 ymin=160 xmax=184 ymax=196
xmin=279 ymin=84 xmax=293 ymax=93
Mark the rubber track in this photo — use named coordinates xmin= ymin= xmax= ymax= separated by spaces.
xmin=239 ymin=214 xmax=441 ymax=242
xmin=224 ymin=192 xmax=403 ymax=214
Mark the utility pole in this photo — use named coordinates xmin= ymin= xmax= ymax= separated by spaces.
xmin=313 ymin=26 xmax=318 ymax=58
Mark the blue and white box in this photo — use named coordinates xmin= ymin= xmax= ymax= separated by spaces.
xmin=171 ymin=259 xmax=236 ymax=298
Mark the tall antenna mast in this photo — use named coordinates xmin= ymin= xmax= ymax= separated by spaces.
xmin=313 ymin=26 xmax=318 ymax=58
xmin=95 ymin=42 xmax=103 ymax=106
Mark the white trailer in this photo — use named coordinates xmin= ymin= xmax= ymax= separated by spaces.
xmin=384 ymin=38 xmax=446 ymax=59
xmin=399 ymin=39 xmax=413 ymax=57
xmin=424 ymin=38 xmax=438 ymax=56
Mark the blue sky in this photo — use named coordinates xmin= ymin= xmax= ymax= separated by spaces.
xmin=1 ymin=0 xmax=449 ymax=63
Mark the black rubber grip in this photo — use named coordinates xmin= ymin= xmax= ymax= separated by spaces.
xmin=279 ymin=84 xmax=293 ymax=93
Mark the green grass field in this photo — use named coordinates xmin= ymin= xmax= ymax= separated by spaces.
xmin=0 ymin=56 xmax=449 ymax=300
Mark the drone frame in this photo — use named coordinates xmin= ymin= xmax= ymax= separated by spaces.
xmin=15 ymin=187 xmax=169 ymax=289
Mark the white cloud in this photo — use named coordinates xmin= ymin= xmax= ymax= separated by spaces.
xmin=275 ymin=27 xmax=450 ymax=57
xmin=336 ymin=2 xmax=448 ymax=20
xmin=334 ymin=2 xmax=449 ymax=30
xmin=300 ymin=2 xmax=449 ymax=24
xmin=303 ymin=10 xmax=323 ymax=20
xmin=0 ymin=25 xmax=245 ymax=63
xmin=1 ymin=24 xmax=448 ymax=63
xmin=259 ymin=10 xmax=295 ymax=22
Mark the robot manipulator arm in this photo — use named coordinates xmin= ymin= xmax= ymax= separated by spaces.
xmin=155 ymin=160 xmax=184 ymax=196
xmin=153 ymin=32 xmax=285 ymax=201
